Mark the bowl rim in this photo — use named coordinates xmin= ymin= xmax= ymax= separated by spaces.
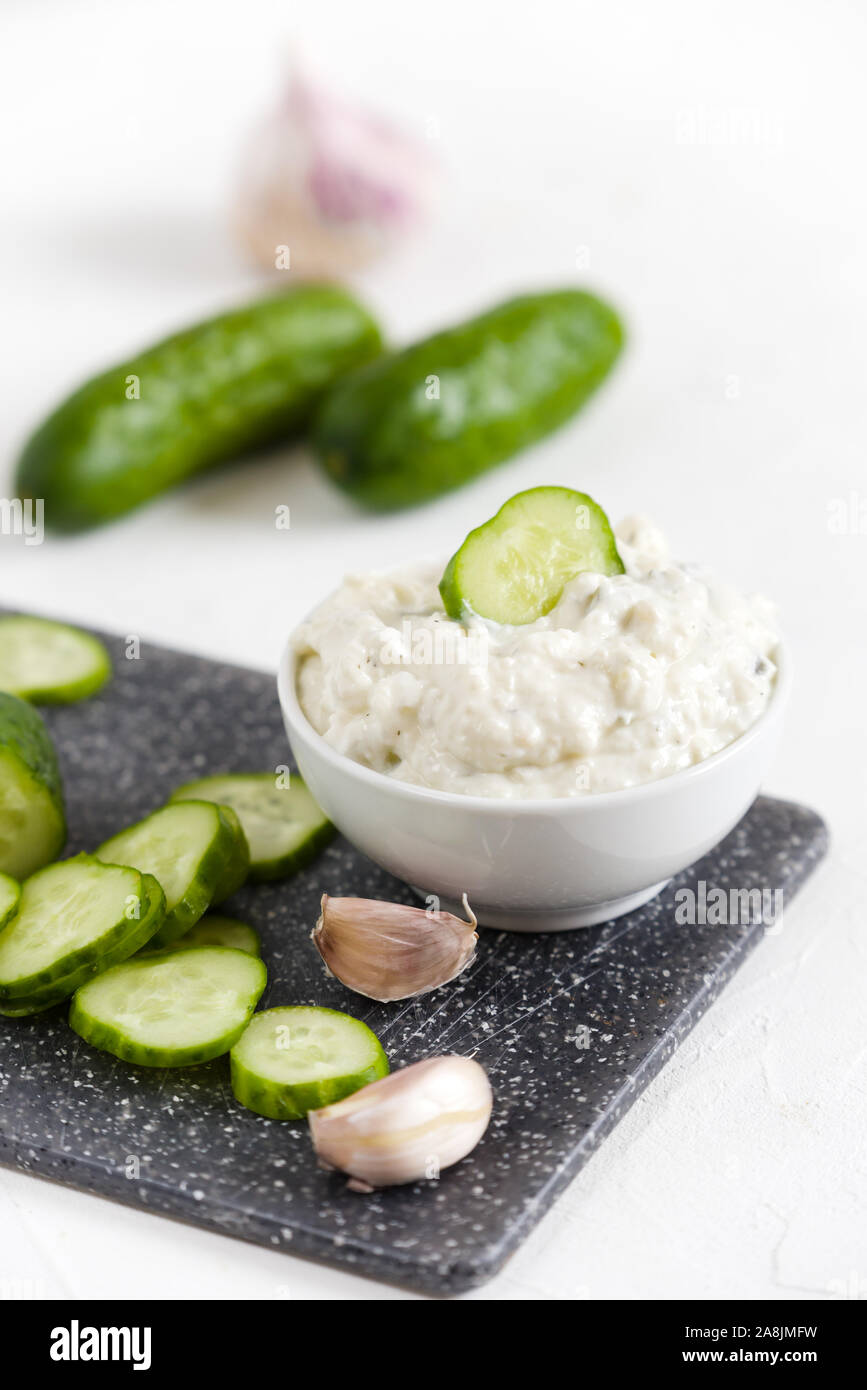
xmin=278 ymin=635 xmax=789 ymax=816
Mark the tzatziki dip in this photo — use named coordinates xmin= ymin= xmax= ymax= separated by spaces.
xmin=293 ymin=516 xmax=779 ymax=799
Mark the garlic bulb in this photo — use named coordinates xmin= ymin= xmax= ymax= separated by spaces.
xmin=234 ymin=65 xmax=435 ymax=278
xmin=312 ymin=893 xmax=477 ymax=1002
xmin=309 ymin=1055 xmax=493 ymax=1191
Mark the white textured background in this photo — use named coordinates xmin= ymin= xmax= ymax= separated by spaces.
xmin=0 ymin=0 xmax=865 ymax=1300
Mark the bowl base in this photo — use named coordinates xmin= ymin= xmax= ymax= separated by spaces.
xmin=410 ymin=880 xmax=671 ymax=933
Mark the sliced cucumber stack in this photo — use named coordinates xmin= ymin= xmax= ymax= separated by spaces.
xmin=150 ymin=915 xmax=260 ymax=956
xmin=0 ymin=856 xmax=165 ymax=1016
xmin=169 ymin=773 xmax=333 ymax=882
xmin=439 ymin=485 xmax=625 ymax=625
xmin=96 ymin=800 xmax=248 ymax=947
xmin=230 ymin=1005 xmax=389 ymax=1120
xmin=0 ymin=616 xmax=111 ymax=703
xmin=70 ymin=946 xmax=267 ymax=1066
xmin=0 ymin=692 xmax=66 ymax=880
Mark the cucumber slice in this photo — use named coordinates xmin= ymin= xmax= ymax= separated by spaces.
xmin=96 ymin=800 xmax=246 ymax=947
xmin=70 ymin=946 xmax=267 ymax=1066
xmin=0 ymin=995 xmax=60 ymax=1018
xmin=209 ymin=805 xmax=250 ymax=903
xmin=230 ymin=1005 xmax=389 ymax=1120
xmin=151 ymin=915 xmax=260 ymax=956
xmin=0 ymin=616 xmax=111 ymax=703
xmin=0 ymin=874 xmax=166 ymax=1016
xmin=439 ymin=485 xmax=625 ymax=625
xmin=169 ymin=774 xmax=333 ymax=882
xmin=0 ymin=857 xmax=165 ymax=1015
xmin=0 ymin=692 xmax=66 ymax=879
xmin=0 ymin=873 xmax=20 ymax=931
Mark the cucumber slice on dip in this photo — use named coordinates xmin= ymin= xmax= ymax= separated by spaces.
xmin=439 ymin=485 xmax=625 ymax=625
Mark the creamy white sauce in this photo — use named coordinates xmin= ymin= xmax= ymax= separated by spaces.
xmin=293 ymin=516 xmax=779 ymax=799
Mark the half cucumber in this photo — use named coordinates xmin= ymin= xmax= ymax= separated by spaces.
xmin=0 ymin=616 xmax=111 ymax=703
xmin=230 ymin=1005 xmax=389 ymax=1120
xmin=96 ymin=800 xmax=247 ymax=947
xmin=439 ymin=485 xmax=625 ymax=625
xmin=70 ymin=946 xmax=267 ymax=1066
xmin=0 ymin=692 xmax=66 ymax=880
xmin=148 ymin=915 xmax=260 ymax=957
xmin=0 ymin=856 xmax=165 ymax=1015
xmin=169 ymin=773 xmax=333 ymax=882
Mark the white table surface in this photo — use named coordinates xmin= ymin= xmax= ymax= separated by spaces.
xmin=1 ymin=0 xmax=864 ymax=1301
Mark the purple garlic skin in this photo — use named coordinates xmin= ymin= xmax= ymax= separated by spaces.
xmin=312 ymin=893 xmax=478 ymax=1003
xmin=235 ymin=65 xmax=436 ymax=277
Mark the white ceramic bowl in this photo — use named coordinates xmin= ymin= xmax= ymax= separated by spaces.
xmin=278 ymin=642 xmax=789 ymax=932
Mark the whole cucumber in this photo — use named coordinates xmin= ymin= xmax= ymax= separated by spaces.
xmin=313 ymin=289 xmax=623 ymax=510
xmin=16 ymin=286 xmax=383 ymax=530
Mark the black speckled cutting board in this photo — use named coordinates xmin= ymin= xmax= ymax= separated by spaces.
xmin=0 ymin=624 xmax=827 ymax=1295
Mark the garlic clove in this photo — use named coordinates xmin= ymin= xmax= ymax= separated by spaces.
xmin=309 ymin=1055 xmax=493 ymax=1190
xmin=312 ymin=893 xmax=478 ymax=1002
xmin=234 ymin=63 xmax=436 ymax=278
